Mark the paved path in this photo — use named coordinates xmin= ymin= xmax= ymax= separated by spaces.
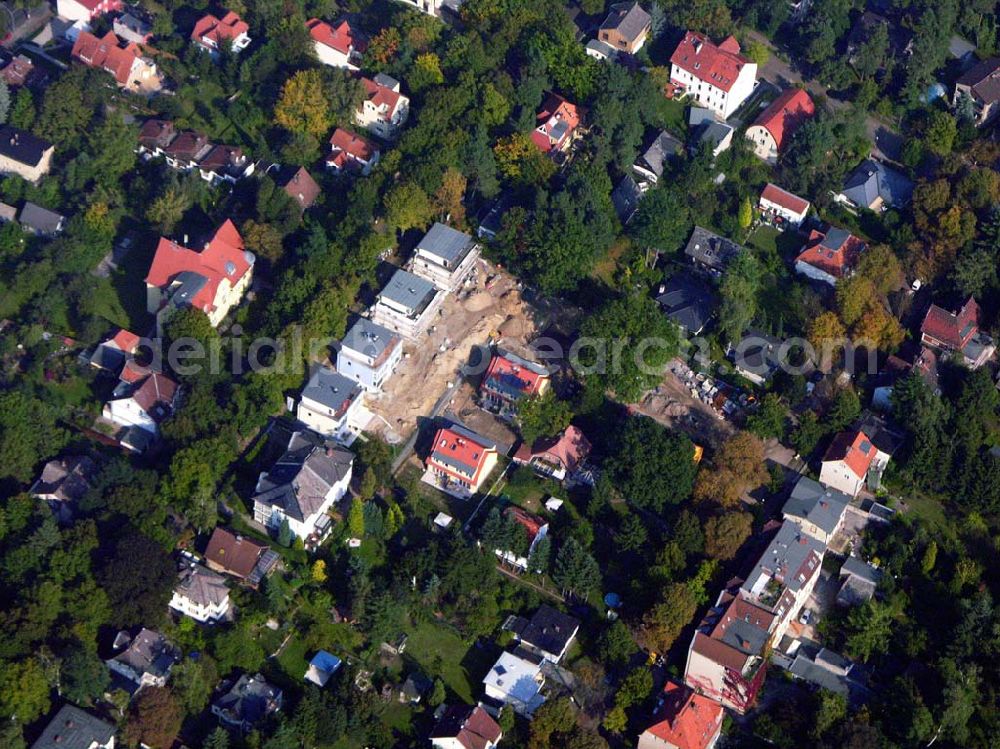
xmin=390 ymin=372 xmax=464 ymax=475
xmin=1 ymin=3 xmax=49 ymax=49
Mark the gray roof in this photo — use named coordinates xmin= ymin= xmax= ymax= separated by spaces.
xmin=108 ymin=628 xmax=178 ymax=681
xmin=656 ymin=273 xmax=715 ymax=334
xmin=684 ymin=226 xmax=744 ymax=271
xmin=19 ymin=201 xmax=64 ymax=234
xmin=600 ymin=2 xmax=651 ymax=42
xmin=378 ymin=268 xmax=436 ymax=315
xmin=301 ymin=366 xmax=361 ymax=415
xmin=168 ymin=270 xmax=209 ymax=307
xmin=175 ymin=563 xmax=229 ymax=608
xmin=341 ymin=317 xmax=399 ymax=360
xmin=611 ymin=174 xmax=643 ymax=223
xmin=254 ymin=430 xmax=353 ymax=522
xmin=689 ymin=106 xmax=715 ymax=127
xmin=31 ymin=705 xmax=115 ymax=749
xmin=841 ymin=159 xmax=914 ymax=209
xmin=214 ymin=673 xmax=282 ymax=727
xmin=416 ymin=222 xmax=476 ymax=265
xmin=698 ymin=121 xmax=733 ymax=149
xmin=586 ymin=38 xmax=618 ymax=58
xmin=840 ymin=556 xmax=883 ymax=585
xmin=744 ymin=522 xmax=826 ymax=596
xmin=789 ymin=646 xmax=852 ymax=695
xmin=635 ymin=130 xmax=683 ymax=179
xmin=518 ymin=604 xmax=580 ymax=657
xmin=783 ymin=476 xmax=851 ymax=535
xmin=733 ymin=330 xmax=785 ymax=378
xmin=720 ymin=616 xmax=771 ymax=655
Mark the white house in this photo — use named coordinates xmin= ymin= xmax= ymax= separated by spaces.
xmin=105 ymin=628 xmax=179 ymax=693
xmin=336 ymin=317 xmax=403 ymax=392
xmin=57 ymin=0 xmax=121 ymax=22
xmin=307 ymin=18 xmax=365 ymax=70
xmin=191 ymin=11 xmax=251 ymax=56
xmin=430 ymin=704 xmax=503 ymax=749
xmin=371 ymin=267 xmax=444 ymax=340
xmin=252 ymin=430 xmax=353 ymax=544
xmin=759 ymin=183 xmax=811 ymax=228
xmin=482 ymin=650 xmax=546 ymax=716
xmin=744 ymin=88 xmax=814 ymax=163
xmin=819 ymin=429 xmax=890 ymax=497
xmin=408 ymin=222 xmax=482 ymax=292
xmin=669 ymin=31 xmax=757 ymax=119
xmin=169 ymin=563 xmax=231 ymax=623
xmin=102 ymin=371 xmax=179 ymax=436
xmin=294 ymin=365 xmax=368 ymax=445
xmin=782 ymin=476 xmax=851 ymax=545
xmin=356 ymin=74 xmax=410 ymax=140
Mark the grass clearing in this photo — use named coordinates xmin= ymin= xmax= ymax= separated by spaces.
xmin=403 ymin=620 xmax=496 ymax=704
xmin=275 ymin=635 xmax=310 ymax=681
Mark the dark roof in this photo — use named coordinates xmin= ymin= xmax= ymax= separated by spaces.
xmin=214 ymin=673 xmax=282 ymax=727
xmin=416 ymin=222 xmax=476 ymax=265
xmin=300 ymin=365 xmax=361 ymax=416
xmin=378 ymin=268 xmax=437 ymax=314
xmin=430 ymin=704 xmax=503 ymax=749
xmin=611 ymin=174 xmax=643 ymax=223
xmin=0 ymin=125 xmax=52 ymax=166
xmin=840 ymin=556 xmax=883 ymax=585
xmin=518 ymin=605 xmax=580 ymax=657
xmin=19 ymin=201 xmax=64 ymax=234
xmin=732 ymin=330 xmax=785 ymax=378
xmin=840 ymin=159 xmax=913 ymax=209
xmin=655 ymin=273 xmax=715 ymax=334
xmin=253 ymin=430 xmax=353 ymax=522
xmin=31 ymin=705 xmax=115 ymax=749
xmin=956 ymin=56 xmax=1000 ymax=104
xmin=601 ymin=2 xmax=651 ymax=42
xmin=635 ymin=130 xmax=683 ymax=179
xmin=204 ymin=526 xmax=268 ymax=579
xmin=341 ymin=317 xmax=399 ymax=361
xmin=783 ymin=476 xmax=851 ymax=535
xmin=684 ymin=226 xmax=744 ymax=271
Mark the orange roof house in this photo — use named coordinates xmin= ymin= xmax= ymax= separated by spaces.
xmin=759 ymin=183 xmax=811 ymax=227
xmin=531 ymin=92 xmax=582 ymax=153
xmin=919 ymin=296 xmax=995 ymax=367
xmin=71 ymin=30 xmax=161 ymax=91
xmin=794 ymin=227 xmax=866 ymax=286
xmin=745 ymin=88 xmax=814 ymax=163
xmin=819 ymin=429 xmax=892 ymax=497
xmin=145 ymin=219 xmax=254 ymax=332
xmin=638 ymin=681 xmax=724 ymax=749
xmin=424 ymin=424 xmax=500 ymax=497
xmin=326 ymin=128 xmax=379 ymax=175
xmin=480 ymin=349 xmax=551 ymax=415
xmin=307 ymin=18 xmax=366 ymax=70
xmin=191 ymin=11 xmax=251 ymax=55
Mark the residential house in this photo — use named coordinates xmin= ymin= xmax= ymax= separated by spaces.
xmin=531 ymin=92 xmax=582 ymax=154
xmin=145 ymin=219 xmax=254 ymax=332
xmin=408 ymin=222 xmax=481 ymax=292
xmin=192 ymin=11 xmax=252 ymax=56
xmin=252 ymin=429 xmax=353 ymax=544
xmin=637 ymin=681 xmax=724 ymax=749
xmin=872 ymin=343 xmax=939 ymax=410
xmin=684 ymin=589 xmax=774 ymax=713
xmin=304 ymin=650 xmax=342 ymax=687
xmin=759 ymin=183 xmax=810 ymax=229
xmin=370 ymin=267 xmax=444 ymax=339
xmin=794 ymin=227 xmax=866 ymax=286
xmin=30 ymin=455 xmax=97 ymax=523
xmin=684 ymin=225 xmax=744 ymax=275
xmin=504 ymin=605 xmax=580 ymax=664
xmin=105 ymin=628 xmax=179 ymax=694
xmin=655 ymin=273 xmax=715 ymax=335
xmin=837 ymin=556 xmax=883 ymax=606
xmin=480 ymin=348 xmax=551 ymax=417
xmin=785 ymin=645 xmax=866 ymax=700
xmin=20 ymin=202 xmax=65 ymax=236
xmin=30 ymin=705 xmax=115 ymax=749
xmin=0 ymin=54 xmax=39 ymax=87
xmin=356 ymin=74 xmax=410 ymax=140
xmin=846 ymin=11 xmax=912 ymax=69
xmin=633 ymin=130 xmax=684 ymax=188
xmin=782 ymin=475 xmax=851 ymax=545
xmin=307 ymin=18 xmax=365 ymax=70
xmin=730 ymin=331 xmax=788 ymax=384
xmin=137 ymin=120 xmax=255 ymax=185
xmin=482 ymin=650 xmax=545 ymax=716
xmin=476 ymin=193 xmax=514 ymax=241
xmin=513 ymin=425 xmax=591 ymax=481
xmin=114 ymin=7 xmax=154 ymax=44
xmin=430 ymin=704 xmax=503 ymax=749
xmin=204 ymin=527 xmax=279 ymax=587
xmin=920 ymin=296 xmax=995 ymax=368
xmin=326 ymin=127 xmax=380 ymax=175
xmin=270 ymin=164 xmax=321 ymax=210
xmin=0 ymin=125 xmax=54 ymax=183
xmin=819 ymin=429 xmax=890 ymax=497
xmin=57 ymin=0 xmax=121 ymax=22
xmin=612 ymin=174 xmax=643 ymax=224
xmin=592 ymin=2 xmax=652 ymax=57
xmin=952 ymin=57 xmax=1000 ymax=126
xmin=391 ymin=0 xmax=464 ymax=18
xmin=336 ymin=317 xmax=403 ymax=392
xmin=669 ymin=32 xmax=757 ymax=119
xmin=71 ymin=30 xmax=162 ymax=93
xmin=835 ymin=158 xmax=914 ymax=212
xmin=294 ymin=365 xmax=367 ymax=445
xmin=494 ymin=506 xmax=550 ymax=573
xmin=102 ymin=371 xmax=179 ymax=440
xmin=745 ymin=88 xmax=814 ymax=163
xmin=170 ymin=562 xmax=231 ymax=623
xmin=88 ymin=328 xmax=141 ymax=375
xmin=423 ymin=424 xmax=499 ymax=498
xmin=690 ymin=117 xmax=734 ymax=158
xmin=212 ymin=673 xmax=282 ymax=733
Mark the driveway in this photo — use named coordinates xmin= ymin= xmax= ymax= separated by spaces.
xmin=0 ymin=2 xmax=50 ymax=48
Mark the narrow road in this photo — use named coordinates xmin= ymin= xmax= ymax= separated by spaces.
xmin=390 ymin=369 xmax=465 ymax=475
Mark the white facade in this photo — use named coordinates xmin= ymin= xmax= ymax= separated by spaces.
xmin=370 ymin=287 xmax=444 ymax=340
xmin=169 ymin=571 xmax=231 ymax=623
xmin=495 ymin=524 xmax=548 ymax=572
xmin=336 ymin=321 xmax=403 ymax=392
xmin=57 ymin=0 xmax=120 ymax=22
xmin=759 ymin=194 xmax=809 ymax=227
xmin=669 ymin=61 xmax=757 ymax=119
xmin=295 ymin=391 xmax=367 ymax=445
xmin=102 ymin=396 xmax=157 ymax=434
xmin=794 ymin=258 xmax=838 ymax=287
xmin=745 ymin=124 xmax=778 ymax=163
xmin=409 ymin=238 xmax=481 ymax=292
xmin=253 ymin=470 xmax=350 ymax=541
xmin=355 ymin=77 xmax=410 ymax=140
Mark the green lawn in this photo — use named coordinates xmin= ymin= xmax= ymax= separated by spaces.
xmin=650 ymin=96 xmax=688 ymax=138
xmin=501 ymin=465 xmax=561 ymax=512
xmin=275 ymin=635 xmax=310 ymax=682
xmin=748 ymin=225 xmax=803 ymax=259
xmin=403 ymin=620 xmax=497 ymax=704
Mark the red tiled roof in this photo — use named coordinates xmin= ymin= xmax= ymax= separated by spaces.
xmin=690 ymin=631 xmax=749 ymax=672
xmin=277 ymin=165 xmax=320 ymax=209
xmin=329 ymin=128 xmax=375 ymax=160
xmin=431 ymin=705 xmax=502 ymax=749
xmin=427 ymin=426 xmax=496 ymax=486
xmin=642 ymin=681 xmax=724 ymax=749
xmin=920 ymin=297 xmax=980 ymax=350
xmin=361 ymin=76 xmax=402 ymax=114
xmin=708 ymin=595 xmax=775 ymax=641
xmin=760 ymin=183 xmax=810 ymax=215
xmin=131 ymin=372 xmax=178 ymax=419
xmin=205 ymin=527 xmax=267 ymax=579
xmin=507 ymin=506 xmax=546 ymax=544
xmin=111 ymin=328 xmax=140 ymax=353
xmin=119 ymin=359 xmax=148 ymax=384
xmin=145 ymin=220 xmax=251 ymax=316
xmin=307 ymin=18 xmax=366 ymax=55
xmin=0 ymin=55 xmax=33 ymax=87
xmin=795 ymin=228 xmax=866 ymax=279
xmin=752 ymin=88 xmax=814 ymax=150
xmin=823 ymin=430 xmax=876 ymax=479
xmin=71 ymin=30 xmax=143 ymax=86
xmin=531 ymin=92 xmax=581 ymax=152
xmin=483 ymin=351 xmax=549 ymax=398
xmin=514 ymin=425 xmax=591 ymax=473
xmin=192 ymin=11 xmax=248 ymax=45
xmin=670 ymin=31 xmax=750 ymax=93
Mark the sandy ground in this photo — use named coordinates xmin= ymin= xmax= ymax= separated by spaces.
xmin=631 ymin=366 xmax=736 ymax=448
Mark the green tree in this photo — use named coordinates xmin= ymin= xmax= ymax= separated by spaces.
xmin=348 ymin=497 xmax=365 ymax=538
xmin=171 ymin=657 xmax=215 ymax=716
xmin=146 ymin=186 xmax=191 ymax=234
xmin=703 ymin=511 xmax=753 ymax=560
xmin=598 ymin=619 xmax=637 ymax=666
xmin=124 ymin=687 xmax=182 ymax=749
xmin=630 ymin=186 xmax=691 ymax=252
xmin=0 ymin=658 xmax=51 ymax=723
xmin=717 ymin=251 xmax=762 ymax=343
xmin=410 ymin=53 xmax=445 ymax=91
xmin=428 ymin=677 xmax=446 ymax=707
xmin=516 ymin=391 xmax=572 ymax=444
xmin=60 ymin=643 xmax=109 ymax=705
xmin=921 ymin=540 xmax=938 ymax=574
xmin=694 ymin=432 xmax=769 ymax=508
xmin=0 ymin=391 xmax=68 ymax=483
xmin=924 ymin=110 xmax=957 ymax=155
xmin=274 ymin=69 xmax=331 ymax=138
xmin=99 ymin=529 xmax=175 ymax=628
xmin=384 ymin=182 xmax=434 ymax=232
xmin=791 ymin=410 xmax=824 ymax=456
xmin=552 ymin=538 xmax=600 ymax=598
xmin=8 ymin=87 xmax=33 ymax=130
xmin=746 ymin=393 xmax=786 ymax=439
xmin=639 ymin=582 xmax=697 ymax=653
xmin=608 ymin=416 xmax=697 ymax=512
xmin=738 ymin=195 xmax=754 ymax=231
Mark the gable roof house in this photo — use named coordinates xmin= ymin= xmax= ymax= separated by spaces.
xmin=835 ymin=158 xmax=914 ymax=212
xmin=782 ymin=475 xmax=851 ymax=544
xmin=356 ymin=74 xmax=410 ymax=140
xmin=669 ymin=32 xmax=758 ymax=119
xmin=105 ymin=628 xmax=179 ymax=694
xmin=270 ymin=164 xmax=321 ymax=210
xmin=336 ymin=317 xmax=403 ymax=393
xmin=0 ymin=125 xmax=54 ymax=183
xmin=88 ymin=327 xmax=141 ymax=375
xmin=794 ymin=226 xmax=866 ymax=286
xmin=423 ymin=424 xmax=499 ymax=498
xmin=408 ymin=222 xmax=482 ymax=292
xmin=504 ymin=605 xmax=580 ymax=664
xmin=145 ymin=219 xmax=254 ymax=332
xmin=953 ymin=57 xmax=1000 ymax=126
xmin=513 ymin=424 xmax=591 ymax=482
xmin=729 ymin=330 xmax=790 ymax=386
xmin=304 ymin=650 xmax=342 ymax=687
xmin=327 ymin=127 xmax=380 ymax=175
xmin=493 ymin=506 xmax=550 ymax=573
xmin=482 ymin=649 xmax=546 ymax=717
xmin=205 ymin=527 xmax=279 ymax=587
xmin=370 ymin=267 xmax=445 ymax=339
xmin=430 ymin=704 xmax=503 ymax=749
xmin=480 ymin=348 xmax=551 ymax=417
xmin=872 ymin=343 xmax=940 ymax=411
xmin=633 ymin=130 xmax=684 ymax=188
xmin=30 ymin=704 xmax=116 ymax=749
xmin=102 ymin=370 xmax=179 ymax=443
xmin=170 ymin=561 xmax=232 ymax=623
xmin=114 ymin=7 xmax=155 ymax=44
xmin=588 ymin=2 xmax=652 ymax=60
xmin=294 ymin=365 xmax=367 ymax=445
xmin=137 ymin=119 xmax=255 ymax=185
xmin=684 ymin=226 xmax=744 ymax=275
xmin=307 ymin=18 xmax=365 ymax=70
xmin=612 ymin=173 xmax=644 ymax=224
xmin=637 ymin=681 xmax=724 ymax=749
xmin=0 ymin=54 xmax=41 ymax=88
xmin=745 ymin=88 xmax=815 ymax=163
xmin=252 ymin=429 xmax=353 ymax=546
xmin=192 ymin=10 xmax=252 ymax=56
xmin=837 ymin=556 xmax=883 ymax=606
xmin=656 ymin=273 xmax=715 ymax=335
xmin=759 ymin=183 xmax=810 ymax=229
xmin=30 ymin=455 xmax=97 ymax=524
xmin=846 ymin=11 xmax=913 ymax=68
xmin=531 ymin=92 xmax=583 ymax=154
xmin=819 ymin=428 xmax=891 ymax=497
xmin=71 ymin=30 xmax=162 ymax=93
xmin=56 ymin=0 xmax=121 ymax=22
xmin=19 ymin=201 xmax=65 ymax=236
xmin=920 ymin=296 xmax=995 ymax=368
xmin=212 ymin=673 xmax=283 ymax=733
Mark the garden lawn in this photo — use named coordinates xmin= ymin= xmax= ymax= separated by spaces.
xmin=275 ymin=635 xmax=310 ymax=682
xmin=404 ymin=620 xmax=495 ymax=704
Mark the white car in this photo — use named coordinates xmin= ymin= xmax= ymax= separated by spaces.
xmin=799 ymin=608 xmax=812 ymax=625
